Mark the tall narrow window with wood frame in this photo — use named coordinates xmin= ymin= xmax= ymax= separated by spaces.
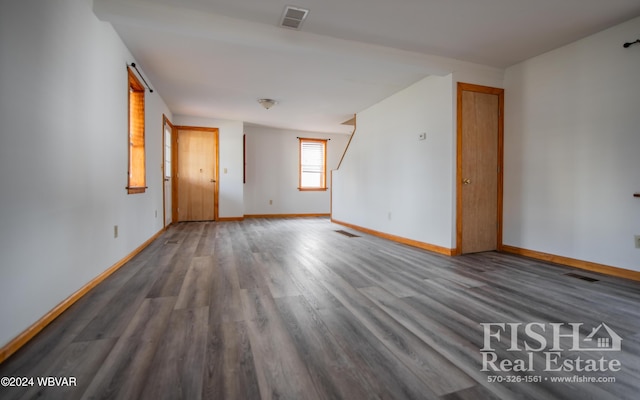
xmin=127 ymin=67 xmax=146 ymax=194
xmin=298 ymin=138 xmax=327 ymax=191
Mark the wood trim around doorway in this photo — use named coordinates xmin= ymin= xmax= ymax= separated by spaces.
xmin=455 ymin=82 xmax=504 ymax=255
xmin=162 ymin=114 xmax=176 ymax=227
xmin=174 ymin=126 xmax=220 ymax=221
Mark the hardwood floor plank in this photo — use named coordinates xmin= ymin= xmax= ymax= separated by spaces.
xmin=441 ymin=384 xmax=503 ymax=400
xmin=0 ymin=338 xmax=115 ymax=400
xmin=310 ymin=262 xmax=475 ymax=396
xmin=403 ymin=288 xmax=623 ymax=399
xmin=72 ymin=279 xmax=151 ymax=342
xmin=72 ymin=241 xmax=181 ymax=341
xmin=14 ymin=338 xmax=116 ymax=400
xmin=145 ymin=251 xmax=191 ymax=299
xmin=356 ymin=288 xmax=477 ymax=396
xmin=233 ymin=240 xmax=268 ymax=290
xmin=146 ymin=222 xmax=205 ymax=298
xmin=80 ymin=297 xmax=176 ymax=400
xmin=201 ymin=316 xmax=225 ymax=400
xmin=3 ymin=218 xmax=640 ymax=400
xmin=317 ymin=304 xmax=440 ymax=400
xmin=175 ymin=256 xmax=215 ymax=310
xmin=220 ymin=321 xmax=261 ymax=400
xmin=425 ymin=266 xmax=488 ymax=288
xmin=278 ymin=253 xmax=343 ymax=310
xmin=417 ymin=278 xmax=520 ymax=327
xmin=470 ymin=269 xmax=640 ymax=335
xmin=210 ymin=236 xmax=244 ymax=323
xmin=140 ymin=307 xmax=208 ymax=400
xmin=275 ymin=295 xmax=382 ymax=400
xmin=256 ymin=251 xmax=301 ymax=299
xmin=194 ymin=222 xmax=218 ymax=256
xmin=306 ymin=241 xmax=376 ymax=289
xmin=0 ymin=315 xmax=83 ymax=385
xmin=343 ymin=254 xmax=427 ymax=297
xmin=328 ymin=242 xmax=437 ymax=296
xmin=363 ymin=285 xmax=545 ymax=400
xmin=240 ymin=287 xmax=323 ymax=400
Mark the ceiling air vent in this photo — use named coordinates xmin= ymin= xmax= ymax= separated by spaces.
xmin=280 ymin=6 xmax=309 ymax=30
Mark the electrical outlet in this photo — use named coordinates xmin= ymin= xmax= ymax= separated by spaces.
xmin=114 ymin=225 xmax=118 ymax=239
xmin=635 ymin=235 xmax=640 ymax=249
xmin=418 ymin=132 xmax=427 ymax=140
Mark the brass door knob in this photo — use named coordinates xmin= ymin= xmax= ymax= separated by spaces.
xmin=463 ymin=178 xmax=471 ymax=185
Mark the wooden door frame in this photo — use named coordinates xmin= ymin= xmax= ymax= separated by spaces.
xmin=174 ymin=125 xmax=220 ymax=221
xmin=455 ymin=82 xmax=504 ymax=255
xmin=162 ymin=114 xmax=176 ymax=227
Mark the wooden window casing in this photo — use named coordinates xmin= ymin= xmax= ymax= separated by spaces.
xmin=127 ymin=67 xmax=146 ymax=194
xmin=298 ymin=138 xmax=327 ymax=191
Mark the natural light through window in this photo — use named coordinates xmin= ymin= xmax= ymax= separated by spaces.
xmin=127 ymin=67 xmax=146 ymax=194
xmin=299 ymin=138 xmax=327 ymax=191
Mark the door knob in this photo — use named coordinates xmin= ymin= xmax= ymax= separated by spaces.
xmin=210 ymin=179 xmax=216 ymax=183
xmin=463 ymin=178 xmax=471 ymax=185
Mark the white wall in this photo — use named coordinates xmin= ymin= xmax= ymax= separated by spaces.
xmin=0 ymin=0 xmax=172 ymax=348
xmin=172 ymin=116 xmax=245 ymax=218
xmin=244 ymin=125 xmax=349 ymax=215
xmin=332 ymin=75 xmax=456 ymax=248
xmin=503 ymin=16 xmax=640 ymax=271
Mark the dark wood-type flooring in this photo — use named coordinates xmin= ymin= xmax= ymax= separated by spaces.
xmin=1 ymin=218 xmax=639 ymax=399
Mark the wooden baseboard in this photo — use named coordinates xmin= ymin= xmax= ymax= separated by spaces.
xmin=245 ymin=213 xmax=330 ymax=219
xmin=217 ymin=217 xmax=245 ymax=222
xmin=501 ymin=245 xmax=640 ymax=282
xmin=331 ymin=219 xmax=454 ymax=256
xmin=0 ymin=228 xmax=166 ymax=363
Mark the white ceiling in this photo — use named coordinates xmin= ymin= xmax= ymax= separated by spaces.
xmin=94 ymin=0 xmax=640 ymax=133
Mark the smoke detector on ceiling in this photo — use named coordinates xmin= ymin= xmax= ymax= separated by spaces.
xmin=280 ymin=6 xmax=309 ymax=30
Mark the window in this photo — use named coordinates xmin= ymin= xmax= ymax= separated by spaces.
xmin=127 ymin=67 xmax=146 ymax=194
xmin=299 ymin=138 xmax=327 ymax=191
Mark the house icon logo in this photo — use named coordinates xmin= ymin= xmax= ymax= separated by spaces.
xmin=581 ymin=323 xmax=622 ymax=351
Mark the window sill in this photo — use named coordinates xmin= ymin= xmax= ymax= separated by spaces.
xmin=298 ymin=187 xmax=328 ymax=192
xmin=127 ymin=186 xmax=147 ymax=194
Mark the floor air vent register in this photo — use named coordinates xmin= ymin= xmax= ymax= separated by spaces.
xmin=565 ymin=272 xmax=599 ymax=282
xmin=335 ymin=230 xmax=360 ymax=238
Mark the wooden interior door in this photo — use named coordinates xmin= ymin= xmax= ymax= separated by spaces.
xmin=177 ymin=127 xmax=218 ymax=222
xmin=457 ymin=83 xmax=504 ymax=254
